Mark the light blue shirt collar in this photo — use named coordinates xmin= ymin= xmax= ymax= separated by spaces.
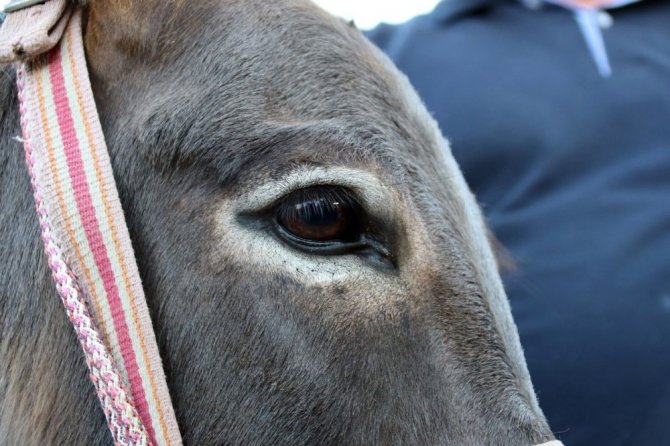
xmin=544 ymin=0 xmax=642 ymax=77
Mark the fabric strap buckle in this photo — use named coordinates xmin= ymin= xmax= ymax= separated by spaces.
xmin=0 ymin=0 xmax=71 ymax=63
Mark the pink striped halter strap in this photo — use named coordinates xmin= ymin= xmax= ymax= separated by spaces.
xmin=0 ymin=1 xmax=182 ymax=445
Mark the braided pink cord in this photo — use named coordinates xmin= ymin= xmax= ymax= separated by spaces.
xmin=17 ymin=65 xmax=151 ymax=446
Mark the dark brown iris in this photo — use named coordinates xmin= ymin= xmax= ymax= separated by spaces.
xmin=276 ymin=187 xmax=360 ymax=243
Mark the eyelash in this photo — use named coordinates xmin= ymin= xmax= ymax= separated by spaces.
xmin=275 ymin=187 xmax=361 ymax=226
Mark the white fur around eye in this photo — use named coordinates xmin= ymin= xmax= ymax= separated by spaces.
xmin=214 ymin=166 xmax=399 ymax=285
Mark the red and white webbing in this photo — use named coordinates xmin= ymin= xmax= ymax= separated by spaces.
xmin=2 ymin=5 xmax=182 ymax=446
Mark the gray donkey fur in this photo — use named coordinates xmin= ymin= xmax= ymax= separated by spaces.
xmin=0 ymin=0 xmax=556 ymax=444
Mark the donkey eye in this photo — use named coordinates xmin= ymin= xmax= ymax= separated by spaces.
xmin=264 ymin=185 xmax=394 ymax=267
xmin=275 ymin=187 xmax=361 ymax=246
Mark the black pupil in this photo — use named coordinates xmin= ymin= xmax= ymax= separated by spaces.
xmin=277 ymin=189 xmax=359 ymax=242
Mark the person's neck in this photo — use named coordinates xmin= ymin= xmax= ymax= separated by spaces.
xmin=559 ymin=0 xmax=613 ymax=7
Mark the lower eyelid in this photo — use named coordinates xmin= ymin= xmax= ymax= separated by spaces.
xmin=273 ymin=222 xmax=363 ymax=250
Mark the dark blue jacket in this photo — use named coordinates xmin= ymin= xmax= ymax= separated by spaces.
xmin=367 ymin=1 xmax=670 ymax=445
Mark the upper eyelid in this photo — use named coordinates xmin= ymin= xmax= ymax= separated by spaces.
xmin=233 ymin=167 xmax=392 ymax=216
xmin=246 ymin=187 xmax=361 ymax=220
xmin=278 ymin=187 xmax=360 ymax=210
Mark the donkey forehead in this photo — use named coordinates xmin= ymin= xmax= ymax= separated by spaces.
xmin=124 ymin=0 xmax=448 ymax=190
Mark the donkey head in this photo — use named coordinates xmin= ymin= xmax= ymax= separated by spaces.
xmin=21 ymin=0 xmax=554 ymax=443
